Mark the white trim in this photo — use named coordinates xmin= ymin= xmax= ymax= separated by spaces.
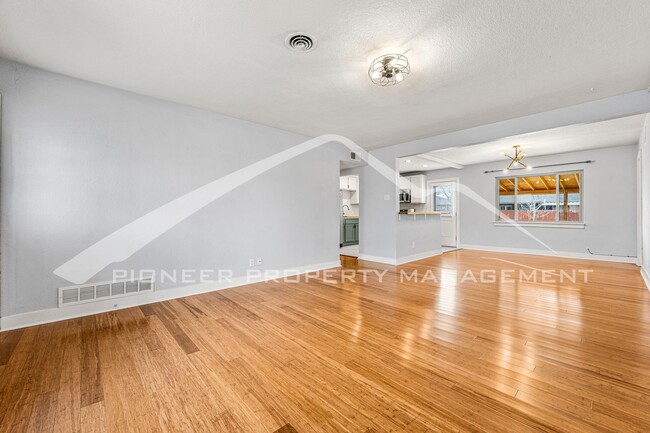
xmin=641 ymin=266 xmax=650 ymax=293
xmin=637 ymin=147 xmax=643 ymax=267
xmin=493 ymin=222 xmax=585 ymax=229
xmin=460 ymin=244 xmax=636 ymax=263
xmin=396 ymin=249 xmax=443 ymax=265
xmin=0 ymin=260 xmax=340 ymax=332
xmin=358 ymin=249 xmax=443 ymax=266
xmin=357 ymin=254 xmax=397 ymax=265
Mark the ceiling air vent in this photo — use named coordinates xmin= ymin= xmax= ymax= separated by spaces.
xmin=58 ymin=278 xmax=153 ymax=308
xmin=285 ymin=32 xmax=316 ymax=52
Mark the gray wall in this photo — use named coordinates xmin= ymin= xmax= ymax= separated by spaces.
xmin=358 ymin=91 xmax=650 ymax=261
xmin=640 ymin=115 xmax=650 ymax=271
xmin=418 ymin=146 xmax=638 ymax=256
xmin=0 ymin=59 xmax=344 ymax=317
xmin=396 ymin=215 xmax=441 ymax=259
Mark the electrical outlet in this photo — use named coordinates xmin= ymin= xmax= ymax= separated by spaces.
xmin=256 ymin=257 xmax=262 ymax=265
xmin=412 ymin=241 xmax=416 ymax=249
xmin=249 ymin=258 xmax=255 ymax=267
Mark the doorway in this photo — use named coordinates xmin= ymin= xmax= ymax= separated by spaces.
xmin=340 ymin=173 xmax=360 ymax=257
xmin=427 ymin=179 xmax=459 ymax=248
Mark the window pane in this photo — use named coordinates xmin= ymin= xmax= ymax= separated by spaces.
xmin=434 ymin=185 xmax=453 ymax=213
xmin=497 ymin=178 xmax=515 ymax=220
xmin=516 ymin=176 xmax=557 ymax=222
xmin=559 ymin=172 xmax=581 ymax=221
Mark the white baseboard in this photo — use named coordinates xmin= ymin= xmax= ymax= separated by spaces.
xmin=357 ymin=249 xmax=442 ymax=266
xmin=460 ymin=244 xmax=637 ymax=264
xmin=395 ymin=249 xmax=443 ymax=265
xmin=641 ymin=266 xmax=650 ymax=292
xmin=357 ymin=254 xmax=397 ymax=265
xmin=0 ymin=260 xmax=340 ymax=332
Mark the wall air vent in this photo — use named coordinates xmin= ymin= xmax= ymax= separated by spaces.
xmin=58 ymin=278 xmax=153 ymax=307
xmin=285 ymin=32 xmax=316 ymax=52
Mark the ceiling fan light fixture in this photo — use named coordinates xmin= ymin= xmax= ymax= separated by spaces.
xmin=368 ymin=54 xmax=410 ymax=86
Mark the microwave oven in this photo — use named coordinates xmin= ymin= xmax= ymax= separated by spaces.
xmin=399 ymin=189 xmax=411 ymax=203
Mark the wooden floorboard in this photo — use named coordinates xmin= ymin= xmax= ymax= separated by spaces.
xmin=1 ymin=249 xmax=650 ymax=432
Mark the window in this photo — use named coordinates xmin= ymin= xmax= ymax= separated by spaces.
xmin=432 ymin=184 xmax=453 ymax=213
xmin=496 ymin=171 xmax=582 ymax=223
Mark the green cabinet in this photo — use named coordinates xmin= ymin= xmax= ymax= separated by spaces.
xmin=342 ymin=218 xmax=359 ymax=246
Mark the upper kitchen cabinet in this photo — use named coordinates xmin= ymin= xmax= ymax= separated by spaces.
xmin=399 ymin=175 xmax=427 ymax=203
xmin=410 ymin=175 xmax=426 ymax=203
xmin=340 ymin=175 xmax=358 ymax=191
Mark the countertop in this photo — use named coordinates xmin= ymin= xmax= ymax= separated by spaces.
xmin=343 ymin=216 xmax=359 ymax=219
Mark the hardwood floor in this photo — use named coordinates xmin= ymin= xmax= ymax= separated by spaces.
xmin=1 ymin=250 xmax=650 ymax=432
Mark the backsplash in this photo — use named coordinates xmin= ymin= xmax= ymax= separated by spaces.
xmin=400 ymin=203 xmax=427 ymax=212
xmin=341 ymin=190 xmax=359 ymax=216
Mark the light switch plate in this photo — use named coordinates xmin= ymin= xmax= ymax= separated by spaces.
xmin=384 ymin=194 xmax=390 ymax=201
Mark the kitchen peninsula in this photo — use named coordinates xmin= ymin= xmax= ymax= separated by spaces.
xmin=396 ymin=211 xmax=442 ymax=264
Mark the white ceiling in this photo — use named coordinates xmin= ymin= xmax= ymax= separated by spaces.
xmin=1 ymin=1 xmax=650 ymax=149
xmin=398 ymin=114 xmax=646 ymax=172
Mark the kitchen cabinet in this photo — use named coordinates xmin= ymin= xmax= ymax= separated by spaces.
xmin=348 ymin=176 xmax=358 ymax=191
xmin=342 ymin=218 xmax=359 ymax=246
xmin=340 ymin=175 xmax=358 ymax=191
xmin=341 ymin=175 xmax=359 ymax=204
xmin=399 ymin=175 xmax=427 ymax=204
xmin=409 ymin=175 xmax=426 ymax=203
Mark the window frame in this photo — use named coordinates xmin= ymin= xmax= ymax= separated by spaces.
xmin=494 ymin=169 xmax=584 ymax=226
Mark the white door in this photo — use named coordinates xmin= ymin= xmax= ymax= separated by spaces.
xmin=429 ymin=181 xmax=458 ymax=247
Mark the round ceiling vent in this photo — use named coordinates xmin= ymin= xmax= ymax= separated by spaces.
xmin=285 ymin=32 xmax=316 ymax=52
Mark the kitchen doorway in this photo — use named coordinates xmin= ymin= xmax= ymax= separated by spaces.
xmin=340 ymin=173 xmax=360 ymax=257
xmin=427 ymin=178 xmax=460 ymax=248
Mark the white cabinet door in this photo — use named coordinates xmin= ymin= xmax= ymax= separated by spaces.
xmin=410 ymin=175 xmax=427 ymax=203
xmin=340 ymin=176 xmax=348 ymax=190
xmin=399 ymin=176 xmax=410 ymax=190
xmin=348 ymin=176 xmax=358 ymax=191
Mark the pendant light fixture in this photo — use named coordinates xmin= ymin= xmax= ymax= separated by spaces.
xmin=502 ymin=145 xmax=532 ymax=172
